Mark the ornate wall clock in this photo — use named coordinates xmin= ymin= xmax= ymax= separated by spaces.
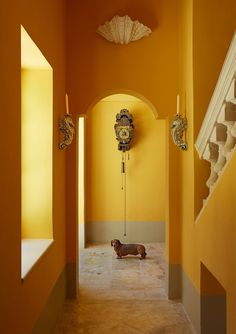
xmin=114 ymin=109 xmax=134 ymax=151
xmin=114 ymin=109 xmax=134 ymax=237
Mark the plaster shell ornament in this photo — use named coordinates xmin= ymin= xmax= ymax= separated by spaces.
xmin=97 ymin=15 xmax=152 ymax=45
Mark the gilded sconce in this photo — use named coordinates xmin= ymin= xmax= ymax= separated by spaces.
xmin=171 ymin=95 xmax=188 ymax=151
xmin=59 ymin=94 xmax=75 ymax=150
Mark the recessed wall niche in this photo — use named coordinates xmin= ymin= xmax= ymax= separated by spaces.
xmin=21 ymin=26 xmax=53 ymax=278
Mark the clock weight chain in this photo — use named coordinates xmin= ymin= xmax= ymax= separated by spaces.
xmin=121 ymin=151 xmax=127 ymax=237
xmin=121 ymin=151 xmax=124 ymax=190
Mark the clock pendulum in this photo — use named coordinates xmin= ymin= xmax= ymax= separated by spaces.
xmin=114 ymin=109 xmax=134 ymax=237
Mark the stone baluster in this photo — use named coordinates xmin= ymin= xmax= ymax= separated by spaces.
xmin=225 ymin=77 xmax=236 ymax=138
xmin=229 ymin=98 xmax=236 ymax=137
xmin=203 ymin=142 xmax=219 ymax=192
xmin=210 ymin=123 xmax=227 ymax=175
xmin=217 ymin=102 xmax=236 ymax=159
xmin=195 ymin=35 xmax=236 ymax=208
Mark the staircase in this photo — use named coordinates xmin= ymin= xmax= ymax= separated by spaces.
xmin=195 ymin=32 xmax=236 ymax=206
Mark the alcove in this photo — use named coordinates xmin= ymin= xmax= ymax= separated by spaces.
xmin=85 ymin=93 xmax=166 ymax=244
xmin=21 ymin=26 xmax=53 ymax=278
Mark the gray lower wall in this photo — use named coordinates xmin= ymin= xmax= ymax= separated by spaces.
xmin=86 ymin=221 xmax=165 ymax=244
xmin=165 ymin=263 xmax=182 ymax=300
xmin=165 ymin=265 xmax=227 ymax=334
xmin=182 ymin=270 xmax=201 ymax=334
xmin=32 ymin=266 xmax=66 ymax=334
xmin=165 ymin=264 xmax=200 ymax=333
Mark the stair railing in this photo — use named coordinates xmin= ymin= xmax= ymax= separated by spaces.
xmin=195 ymin=32 xmax=236 ymax=206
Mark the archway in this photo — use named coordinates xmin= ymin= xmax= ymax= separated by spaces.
xmin=78 ymin=93 xmax=166 ymax=249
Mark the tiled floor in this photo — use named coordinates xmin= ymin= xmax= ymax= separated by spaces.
xmin=53 ymin=243 xmax=195 ymax=333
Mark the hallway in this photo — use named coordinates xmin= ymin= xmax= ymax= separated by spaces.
xmin=53 ymin=243 xmax=195 ymax=333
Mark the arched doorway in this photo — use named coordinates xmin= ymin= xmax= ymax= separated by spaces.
xmin=78 ymin=92 xmax=166 ymax=249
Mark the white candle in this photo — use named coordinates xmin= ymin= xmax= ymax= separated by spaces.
xmin=65 ymin=94 xmax=69 ymax=115
xmin=176 ymin=94 xmax=180 ymax=115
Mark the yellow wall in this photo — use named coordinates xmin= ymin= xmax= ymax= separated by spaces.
xmin=7 ymin=0 xmax=233 ymax=332
xmin=193 ymin=0 xmax=236 ymax=216
xmin=21 ymin=69 xmax=53 ymax=239
xmin=179 ymin=0 xmax=236 ymax=333
xmin=86 ymin=95 xmax=166 ymax=228
xmin=179 ymin=0 xmax=197 ymax=284
xmin=0 ymin=0 xmax=66 ymax=333
xmin=67 ymin=0 xmax=179 ymax=119
xmin=66 ymin=0 xmax=180 ymax=263
xmin=197 ymin=154 xmax=236 ymax=334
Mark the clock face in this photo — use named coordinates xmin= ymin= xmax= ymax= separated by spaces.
xmin=118 ymin=127 xmax=130 ymax=140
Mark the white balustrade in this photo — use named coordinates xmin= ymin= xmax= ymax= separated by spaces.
xmin=195 ymin=31 xmax=236 ymax=205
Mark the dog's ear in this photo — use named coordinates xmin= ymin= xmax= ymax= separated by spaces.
xmin=111 ymin=240 xmax=114 ymax=247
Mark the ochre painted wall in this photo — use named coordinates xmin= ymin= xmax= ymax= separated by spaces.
xmin=66 ymin=0 xmax=180 ymax=263
xmin=179 ymin=0 xmax=196 ymax=288
xmin=193 ymin=0 xmax=236 ymax=216
xmin=0 ymin=1 xmax=66 ymax=333
xmin=67 ymin=0 xmax=179 ymax=119
xmin=179 ymin=0 xmax=236 ymax=333
xmin=54 ymin=0 xmax=236 ymax=331
xmin=0 ymin=0 xmax=234 ymax=333
xmin=86 ymin=95 xmax=166 ymax=234
xmin=197 ymin=154 xmax=236 ymax=334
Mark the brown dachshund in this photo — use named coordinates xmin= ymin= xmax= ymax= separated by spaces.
xmin=111 ymin=239 xmax=147 ymax=259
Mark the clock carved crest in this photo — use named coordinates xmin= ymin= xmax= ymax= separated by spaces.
xmin=114 ymin=109 xmax=134 ymax=151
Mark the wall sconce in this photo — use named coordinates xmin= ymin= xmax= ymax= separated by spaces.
xmin=59 ymin=94 xmax=75 ymax=150
xmin=171 ymin=95 xmax=188 ymax=151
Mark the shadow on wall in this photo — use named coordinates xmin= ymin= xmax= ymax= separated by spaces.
xmin=200 ymin=262 xmax=226 ymax=334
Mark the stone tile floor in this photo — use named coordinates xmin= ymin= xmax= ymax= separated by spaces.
xmin=53 ymin=243 xmax=196 ymax=333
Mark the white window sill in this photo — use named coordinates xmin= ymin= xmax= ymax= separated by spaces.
xmin=21 ymin=238 xmax=54 ymax=279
